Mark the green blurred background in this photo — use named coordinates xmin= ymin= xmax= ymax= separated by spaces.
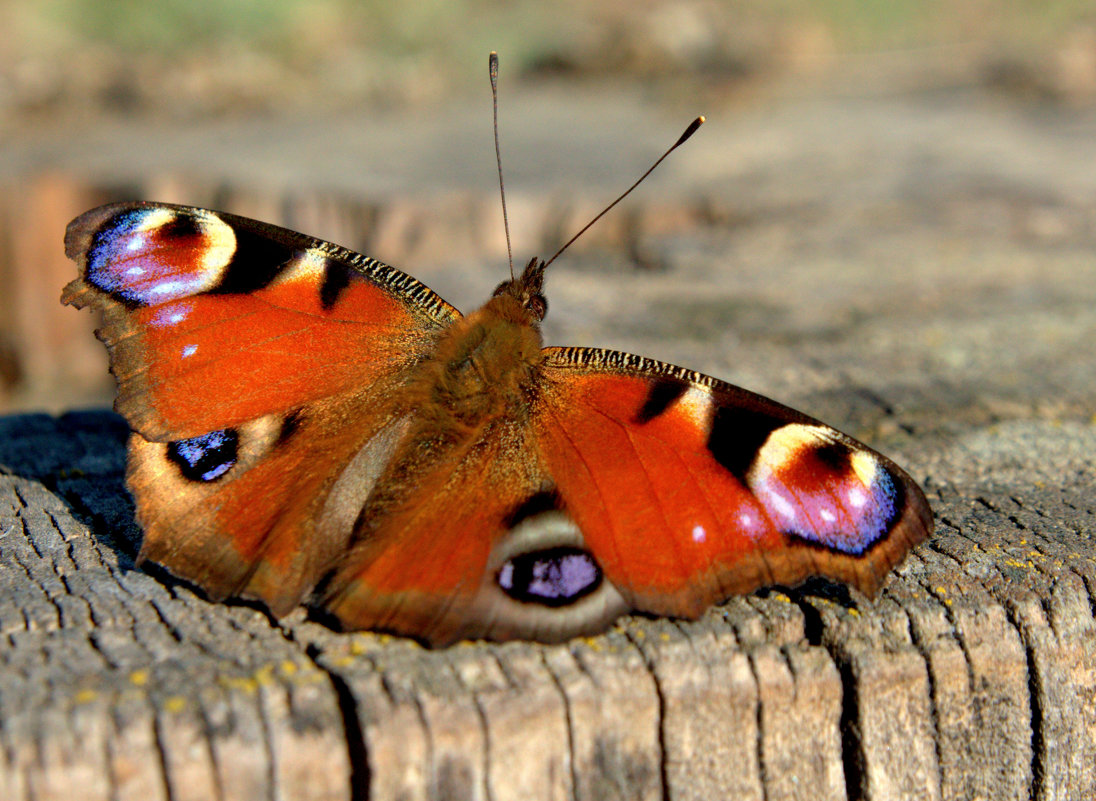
xmin=2 ymin=0 xmax=1095 ymax=118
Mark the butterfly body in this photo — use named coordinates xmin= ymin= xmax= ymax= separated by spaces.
xmin=63 ymin=201 xmax=932 ymax=646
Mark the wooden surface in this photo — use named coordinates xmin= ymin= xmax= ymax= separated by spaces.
xmin=1 ymin=88 xmax=1095 ymax=800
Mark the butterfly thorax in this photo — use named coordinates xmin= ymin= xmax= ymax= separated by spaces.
xmin=402 ymin=291 xmax=544 ymax=440
xmin=353 ymin=291 xmax=546 ymax=538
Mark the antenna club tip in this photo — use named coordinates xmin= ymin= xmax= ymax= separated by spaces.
xmin=673 ymin=116 xmax=705 ymax=148
xmin=697 ymin=115 xmax=706 ymax=124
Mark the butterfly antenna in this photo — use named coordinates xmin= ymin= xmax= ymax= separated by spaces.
xmin=542 ymin=115 xmax=705 ymax=270
xmin=489 ymin=52 xmax=515 ymax=280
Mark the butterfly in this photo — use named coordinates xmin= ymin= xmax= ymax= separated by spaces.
xmin=61 ymin=194 xmax=932 ymax=646
xmin=63 ymin=51 xmax=935 ymax=648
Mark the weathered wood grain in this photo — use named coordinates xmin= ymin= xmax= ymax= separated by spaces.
xmin=1 ymin=395 xmax=1093 ymax=800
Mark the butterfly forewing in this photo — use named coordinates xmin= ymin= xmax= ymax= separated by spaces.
xmin=533 ymin=346 xmax=932 ymax=616
xmin=62 ymin=202 xmax=459 ymax=441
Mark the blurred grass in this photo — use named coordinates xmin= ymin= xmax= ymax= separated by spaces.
xmin=0 ymin=0 xmax=1094 ymax=118
xmin=6 ymin=0 xmax=562 ymax=67
xmin=12 ymin=0 xmax=1092 ymax=56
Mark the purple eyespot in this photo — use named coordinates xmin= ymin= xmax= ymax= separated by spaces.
xmin=498 ymin=547 xmax=602 ymax=606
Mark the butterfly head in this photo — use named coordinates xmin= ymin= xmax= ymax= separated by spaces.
xmin=492 ymin=256 xmax=548 ymax=322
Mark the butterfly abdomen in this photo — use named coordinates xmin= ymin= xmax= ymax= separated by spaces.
xmin=344 ymin=292 xmax=548 ymax=539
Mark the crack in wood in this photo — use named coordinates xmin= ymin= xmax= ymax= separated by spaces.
xmin=1022 ymin=641 xmax=1047 ymax=801
xmin=538 ymin=649 xmax=580 ymax=801
xmin=305 ymin=644 xmax=370 ymax=801
xmin=834 ymin=657 xmax=867 ymax=801
xmin=621 ymin=629 xmax=671 ymax=801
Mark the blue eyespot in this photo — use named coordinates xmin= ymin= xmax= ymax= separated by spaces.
xmin=166 ymin=429 xmax=239 ymax=482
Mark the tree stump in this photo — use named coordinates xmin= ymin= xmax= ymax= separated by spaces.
xmin=1 ymin=89 xmax=1095 ymax=800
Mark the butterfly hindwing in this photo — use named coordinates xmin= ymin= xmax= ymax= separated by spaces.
xmin=321 ymin=414 xmax=630 ymax=646
xmin=126 ymin=385 xmax=411 ymax=612
xmin=533 ymin=346 xmax=933 ymax=618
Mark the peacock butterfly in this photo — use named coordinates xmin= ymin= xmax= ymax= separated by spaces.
xmin=61 ymin=62 xmax=931 ymax=647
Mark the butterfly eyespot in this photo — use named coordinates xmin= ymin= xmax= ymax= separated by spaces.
xmin=497 ymin=546 xmax=602 ymax=606
xmin=746 ymin=423 xmax=903 ymax=554
xmin=166 ymin=429 xmax=239 ymax=482
xmin=85 ymin=207 xmax=235 ymax=305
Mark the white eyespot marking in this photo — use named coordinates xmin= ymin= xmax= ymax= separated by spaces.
xmin=766 ymin=490 xmax=798 ymax=526
xmin=192 ymin=210 xmax=237 ymax=277
xmin=181 ymin=344 xmax=198 ymax=358
xmin=149 ymin=280 xmax=197 ymax=298
xmin=691 ymin=524 xmax=707 ymax=543
xmin=820 ymin=508 xmax=836 ymax=524
xmin=150 ymin=302 xmax=192 ymax=328
xmin=753 ymin=423 xmax=834 ymax=471
xmin=275 ymin=249 xmax=329 ymax=285
xmin=736 ymin=512 xmax=762 ymax=539
xmin=136 ymin=207 xmax=177 ymax=233
xmin=850 ymin=450 xmax=881 ymax=487
xmin=736 ymin=508 xmax=771 ymax=540
xmin=673 ymin=385 xmax=712 ymax=425
xmin=847 ymin=485 xmax=869 ymax=509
